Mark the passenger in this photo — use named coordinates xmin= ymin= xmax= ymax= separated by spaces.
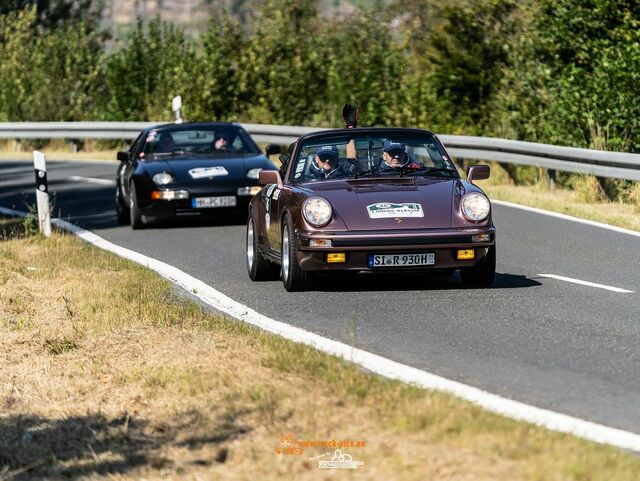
xmin=310 ymin=145 xmax=347 ymax=179
xmin=213 ymin=132 xmax=232 ymax=151
xmin=377 ymin=141 xmax=422 ymax=172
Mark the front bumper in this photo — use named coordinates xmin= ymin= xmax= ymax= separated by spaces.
xmin=295 ymin=226 xmax=495 ymax=272
xmin=138 ymin=186 xmax=257 ymax=218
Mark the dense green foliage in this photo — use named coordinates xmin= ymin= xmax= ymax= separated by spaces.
xmin=495 ymin=0 xmax=640 ymax=152
xmin=0 ymin=0 xmax=103 ymax=29
xmin=1 ymin=0 xmax=639 ymax=163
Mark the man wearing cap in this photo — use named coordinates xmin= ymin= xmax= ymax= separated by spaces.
xmin=310 ymin=145 xmax=349 ymax=179
xmin=212 ymin=132 xmax=232 ymax=151
xmin=377 ymin=140 xmax=422 ymax=172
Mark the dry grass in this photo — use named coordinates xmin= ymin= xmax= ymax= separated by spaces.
xmin=0 ymin=140 xmax=119 ymax=161
xmin=1 ymin=218 xmax=640 ymax=480
xmin=476 ymin=165 xmax=640 ymax=232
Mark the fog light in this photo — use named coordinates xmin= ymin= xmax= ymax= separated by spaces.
xmin=457 ymin=249 xmax=475 ymax=260
xmin=151 ymin=190 xmax=189 ymax=200
xmin=326 ymin=253 xmax=346 ymax=263
xmin=237 ymin=186 xmax=263 ymax=196
xmin=310 ymin=239 xmax=332 ymax=247
xmin=472 ymin=234 xmax=491 ymax=242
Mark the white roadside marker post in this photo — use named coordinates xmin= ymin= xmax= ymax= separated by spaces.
xmin=172 ymin=95 xmax=183 ymax=124
xmin=33 ymin=150 xmax=52 ymax=237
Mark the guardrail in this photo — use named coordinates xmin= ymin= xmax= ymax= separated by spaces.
xmin=1 ymin=122 xmax=639 ymax=181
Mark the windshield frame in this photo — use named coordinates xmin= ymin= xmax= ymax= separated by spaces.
xmin=287 ymin=128 xmax=459 ymax=184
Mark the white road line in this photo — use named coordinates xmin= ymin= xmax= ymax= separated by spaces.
xmin=538 ymin=274 xmax=634 ymax=293
xmin=2 ymin=204 xmax=640 ymax=452
xmin=492 ymin=199 xmax=640 ymax=238
xmin=68 ymin=175 xmax=115 ymax=186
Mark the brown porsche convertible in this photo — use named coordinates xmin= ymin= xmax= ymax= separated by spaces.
xmin=246 ymin=128 xmax=495 ymax=291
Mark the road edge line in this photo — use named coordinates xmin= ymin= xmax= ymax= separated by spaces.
xmin=492 ymin=199 xmax=640 ymax=238
xmin=2 ymin=204 xmax=640 ymax=452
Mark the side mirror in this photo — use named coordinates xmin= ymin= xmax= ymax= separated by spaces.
xmin=259 ymin=169 xmax=283 ymax=187
xmin=467 ymin=165 xmax=490 ymax=183
xmin=265 ymin=143 xmax=282 ymax=156
xmin=117 ymin=151 xmax=130 ymax=162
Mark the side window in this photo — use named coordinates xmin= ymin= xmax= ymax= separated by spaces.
xmin=279 ymin=143 xmax=295 ymax=178
xmin=129 ymin=133 xmax=145 ymax=159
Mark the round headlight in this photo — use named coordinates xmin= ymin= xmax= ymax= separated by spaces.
xmin=461 ymin=192 xmax=490 ymax=221
xmin=246 ymin=168 xmax=263 ymax=180
xmin=303 ymin=197 xmax=332 ymax=227
xmin=152 ymin=172 xmax=174 ymax=185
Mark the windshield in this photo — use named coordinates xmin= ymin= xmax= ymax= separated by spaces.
xmin=142 ymin=125 xmax=259 ymax=157
xmin=290 ymin=132 xmax=458 ymax=182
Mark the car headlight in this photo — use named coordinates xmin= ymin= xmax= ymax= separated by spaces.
xmin=246 ymin=168 xmax=263 ymax=180
xmin=152 ymin=172 xmax=174 ymax=185
xmin=461 ymin=192 xmax=490 ymax=221
xmin=303 ymin=197 xmax=332 ymax=227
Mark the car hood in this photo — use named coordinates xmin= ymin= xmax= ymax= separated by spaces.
xmin=303 ymin=177 xmax=458 ymax=230
xmin=155 ymin=154 xmax=272 ymax=183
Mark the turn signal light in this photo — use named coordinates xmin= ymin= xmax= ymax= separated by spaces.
xmin=472 ymin=234 xmax=491 ymax=242
xmin=310 ymin=239 xmax=332 ymax=247
xmin=457 ymin=249 xmax=475 ymax=260
xmin=326 ymin=253 xmax=346 ymax=263
xmin=151 ymin=190 xmax=189 ymax=200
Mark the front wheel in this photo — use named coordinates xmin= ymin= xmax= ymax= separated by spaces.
xmin=129 ymin=182 xmax=145 ymax=230
xmin=247 ymin=214 xmax=279 ymax=281
xmin=115 ymin=185 xmax=130 ymax=225
xmin=281 ymin=214 xmax=311 ymax=292
xmin=460 ymin=244 xmax=496 ymax=288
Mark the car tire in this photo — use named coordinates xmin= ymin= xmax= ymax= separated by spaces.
xmin=247 ymin=214 xmax=279 ymax=281
xmin=115 ymin=185 xmax=130 ymax=225
xmin=460 ymin=244 xmax=496 ymax=288
xmin=281 ymin=214 xmax=310 ymax=292
xmin=129 ymin=181 xmax=145 ymax=230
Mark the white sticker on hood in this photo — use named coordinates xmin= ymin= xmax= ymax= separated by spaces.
xmin=189 ymin=166 xmax=229 ymax=179
xmin=367 ymin=203 xmax=424 ymax=219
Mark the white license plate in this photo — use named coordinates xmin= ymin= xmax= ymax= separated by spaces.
xmin=192 ymin=196 xmax=237 ymax=208
xmin=368 ymin=253 xmax=435 ymax=268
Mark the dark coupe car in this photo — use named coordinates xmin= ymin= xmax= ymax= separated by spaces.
xmin=246 ymin=128 xmax=495 ymax=291
xmin=116 ymin=122 xmax=276 ymax=228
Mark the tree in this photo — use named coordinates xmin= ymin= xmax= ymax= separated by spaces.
xmin=427 ymin=0 xmax=519 ymax=131
xmin=0 ymin=0 xmax=104 ymax=29
xmin=103 ymin=18 xmax=198 ymax=121
xmin=496 ymin=0 xmax=640 ymax=151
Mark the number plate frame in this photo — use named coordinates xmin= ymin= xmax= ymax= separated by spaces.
xmin=368 ymin=253 xmax=436 ymax=268
xmin=191 ymin=196 xmax=237 ymax=208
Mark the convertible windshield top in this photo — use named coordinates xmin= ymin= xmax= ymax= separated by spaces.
xmin=143 ymin=125 xmax=260 ymax=157
xmin=291 ymin=131 xmax=458 ymax=181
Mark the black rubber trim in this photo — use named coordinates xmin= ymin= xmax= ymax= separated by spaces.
xmin=332 ymin=235 xmax=473 ymax=247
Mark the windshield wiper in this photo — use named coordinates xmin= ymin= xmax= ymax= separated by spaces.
xmin=153 ymin=149 xmax=187 ymax=157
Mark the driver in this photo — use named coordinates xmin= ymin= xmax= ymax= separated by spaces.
xmin=377 ymin=141 xmax=421 ymax=171
xmin=310 ymin=145 xmax=347 ymax=179
xmin=155 ymin=133 xmax=175 ymax=153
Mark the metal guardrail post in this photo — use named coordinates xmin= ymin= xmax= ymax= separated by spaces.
xmin=33 ymin=150 xmax=52 ymax=237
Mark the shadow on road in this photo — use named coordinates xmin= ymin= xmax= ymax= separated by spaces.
xmin=308 ymin=271 xmax=541 ymax=292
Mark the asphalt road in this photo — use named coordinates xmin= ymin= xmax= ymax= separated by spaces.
xmin=2 ymin=159 xmax=639 ymax=434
